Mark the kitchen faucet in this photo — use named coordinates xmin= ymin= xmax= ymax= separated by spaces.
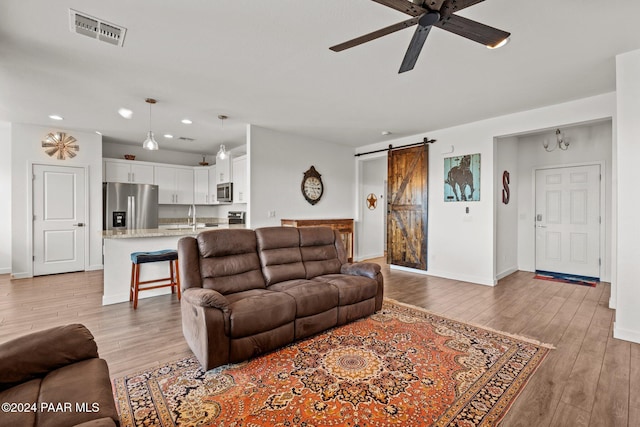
xmin=187 ymin=204 xmax=197 ymax=229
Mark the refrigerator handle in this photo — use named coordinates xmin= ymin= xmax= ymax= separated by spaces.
xmin=127 ymin=196 xmax=135 ymax=230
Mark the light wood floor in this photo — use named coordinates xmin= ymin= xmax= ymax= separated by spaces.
xmin=1 ymin=262 xmax=637 ymax=427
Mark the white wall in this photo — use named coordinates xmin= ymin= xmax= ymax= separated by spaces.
xmin=516 ymin=121 xmax=613 ymax=281
xmin=11 ymin=123 xmax=103 ymax=277
xmin=357 ymin=156 xmax=386 ymax=260
xmin=495 ymin=136 xmax=519 ymax=279
xmin=0 ymin=122 xmax=11 ymax=274
xmin=356 ymin=92 xmax=615 ymax=286
xmin=614 ymin=49 xmax=640 ymax=343
xmin=248 ymin=125 xmax=355 ymax=229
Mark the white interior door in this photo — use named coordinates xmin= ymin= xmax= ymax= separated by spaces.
xmin=33 ymin=164 xmax=86 ymax=275
xmin=535 ymin=165 xmax=600 ymax=278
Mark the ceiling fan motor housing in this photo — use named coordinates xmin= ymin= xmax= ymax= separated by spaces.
xmin=419 ymin=11 xmax=441 ymax=27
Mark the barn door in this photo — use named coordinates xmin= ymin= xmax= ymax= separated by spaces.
xmin=387 ymin=144 xmax=428 ymax=270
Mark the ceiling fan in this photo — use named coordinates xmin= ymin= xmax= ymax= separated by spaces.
xmin=330 ymin=0 xmax=510 ymax=73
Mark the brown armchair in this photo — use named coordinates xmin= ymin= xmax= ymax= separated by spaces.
xmin=0 ymin=324 xmax=120 ymax=427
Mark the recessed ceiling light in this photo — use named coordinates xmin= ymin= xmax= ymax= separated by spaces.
xmin=118 ymin=108 xmax=133 ymax=119
xmin=95 ymin=131 xmax=102 ymax=135
xmin=382 ymin=131 xmax=392 ymax=136
xmin=48 ymin=115 xmax=63 ymax=120
xmin=487 ymin=37 xmax=510 ymax=49
xmin=181 ymin=119 xmax=192 ymax=124
xmin=164 ymin=134 xmax=174 ymax=139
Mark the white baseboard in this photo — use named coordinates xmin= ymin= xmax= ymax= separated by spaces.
xmin=613 ymin=322 xmax=640 ymax=344
xmin=423 ymin=268 xmax=496 ymax=286
xmin=87 ymin=264 xmax=104 ymax=271
xmin=10 ymin=272 xmax=32 ymax=279
xmin=496 ymin=267 xmax=518 ymax=280
xmin=356 ymin=252 xmax=384 ymax=262
xmin=390 ymin=264 xmax=429 ymax=275
xmin=0 ymin=267 xmax=11 ymax=275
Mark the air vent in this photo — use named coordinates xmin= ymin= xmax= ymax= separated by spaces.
xmin=178 ymin=137 xmax=195 ymax=142
xmin=69 ymin=9 xmax=127 ymax=47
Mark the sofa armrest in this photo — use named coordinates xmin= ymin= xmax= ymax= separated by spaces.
xmin=182 ymin=288 xmax=230 ymax=310
xmin=0 ymin=324 xmax=98 ymax=391
xmin=178 ymin=236 xmax=203 ymax=291
xmin=340 ymin=262 xmax=381 ymax=280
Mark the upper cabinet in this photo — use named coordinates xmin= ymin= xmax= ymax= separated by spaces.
xmin=232 ymin=155 xmax=247 ymax=204
xmin=215 ymin=156 xmax=232 ymax=184
xmin=194 ymin=166 xmax=217 ymax=205
xmin=104 ymin=159 xmax=154 ymax=184
xmin=154 ymin=165 xmax=194 ymax=205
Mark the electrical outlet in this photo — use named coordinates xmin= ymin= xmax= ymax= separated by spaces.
xmin=267 ymin=210 xmax=276 ymax=218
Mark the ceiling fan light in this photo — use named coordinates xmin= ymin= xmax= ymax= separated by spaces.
xmin=487 ymin=37 xmax=509 ymax=49
xmin=142 ymin=131 xmax=159 ymax=150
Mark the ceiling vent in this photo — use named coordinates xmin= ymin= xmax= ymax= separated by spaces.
xmin=178 ymin=137 xmax=195 ymax=142
xmin=69 ymin=9 xmax=127 ymax=47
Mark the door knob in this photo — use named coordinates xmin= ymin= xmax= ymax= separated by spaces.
xmin=73 ymin=223 xmax=85 ymax=227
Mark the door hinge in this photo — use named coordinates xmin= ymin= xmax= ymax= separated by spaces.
xmin=33 ymin=255 xmax=35 ymax=261
xmin=599 ymin=216 xmax=601 ymax=224
xmin=32 ymin=174 xmax=36 ymax=181
xmin=599 ymin=258 xmax=601 ymax=266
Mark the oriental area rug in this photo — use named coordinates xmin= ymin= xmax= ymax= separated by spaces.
xmin=113 ymin=300 xmax=551 ymax=426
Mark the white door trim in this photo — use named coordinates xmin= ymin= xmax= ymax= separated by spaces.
xmin=27 ymin=161 xmax=90 ymax=277
xmin=531 ymin=160 xmax=606 ymax=278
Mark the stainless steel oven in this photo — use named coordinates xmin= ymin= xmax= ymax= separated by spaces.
xmin=216 ymin=182 xmax=233 ymax=203
xmin=228 ymin=211 xmax=245 ymax=224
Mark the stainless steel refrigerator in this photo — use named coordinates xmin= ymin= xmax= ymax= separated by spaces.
xmin=103 ymin=182 xmax=159 ymax=230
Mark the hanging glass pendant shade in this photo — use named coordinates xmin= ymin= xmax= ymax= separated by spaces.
xmin=216 ymin=115 xmax=228 ymax=159
xmin=143 ymin=98 xmax=159 ymax=150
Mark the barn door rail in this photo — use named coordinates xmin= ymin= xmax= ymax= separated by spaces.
xmin=354 ymin=137 xmax=436 ymax=157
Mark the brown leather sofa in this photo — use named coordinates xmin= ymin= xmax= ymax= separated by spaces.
xmin=0 ymin=324 xmax=120 ymax=427
xmin=178 ymin=226 xmax=383 ymax=370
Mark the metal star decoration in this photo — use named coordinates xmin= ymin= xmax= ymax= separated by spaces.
xmin=366 ymin=193 xmax=378 ymax=210
xmin=41 ymin=132 xmax=79 ymax=160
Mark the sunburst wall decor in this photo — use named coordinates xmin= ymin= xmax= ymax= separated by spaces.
xmin=41 ymin=132 xmax=79 ymax=160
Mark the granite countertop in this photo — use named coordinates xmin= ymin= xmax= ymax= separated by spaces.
xmin=103 ymin=224 xmax=246 ymax=239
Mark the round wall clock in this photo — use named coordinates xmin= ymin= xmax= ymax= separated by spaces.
xmin=41 ymin=132 xmax=79 ymax=160
xmin=301 ymin=166 xmax=324 ymax=205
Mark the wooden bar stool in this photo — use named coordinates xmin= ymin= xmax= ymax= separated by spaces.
xmin=130 ymin=249 xmax=181 ymax=309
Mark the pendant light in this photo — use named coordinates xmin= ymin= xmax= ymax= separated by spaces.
xmin=142 ymin=98 xmax=159 ymax=150
xmin=216 ymin=114 xmax=228 ymax=160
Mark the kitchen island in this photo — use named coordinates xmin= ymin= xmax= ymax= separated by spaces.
xmin=102 ymin=225 xmax=242 ymax=306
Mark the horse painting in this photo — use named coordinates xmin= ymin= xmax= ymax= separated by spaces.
xmin=444 ymin=154 xmax=479 ymax=201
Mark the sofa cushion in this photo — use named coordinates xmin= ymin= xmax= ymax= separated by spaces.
xmin=37 ymin=358 xmax=120 ymax=427
xmin=0 ymin=378 xmax=40 ymax=427
xmin=256 ymin=227 xmax=306 ymax=285
xmin=0 ymin=324 xmax=98 ymax=391
xmin=198 ymin=229 xmax=265 ymax=294
xmin=313 ymin=274 xmax=378 ymax=306
xmin=268 ymin=279 xmax=339 ymax=318
xmin=226 ymin=290 xmax=296 ymax=338
xmin=299 ymin=227 xmax=342 ymax=278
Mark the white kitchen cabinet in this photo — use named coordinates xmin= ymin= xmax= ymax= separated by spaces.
xmin=232 ymin=155 xmax=247 ymax=203
xmin=154 ymin=165 xmax=194 ymax=205
xmin=194 ymin=168 xmax=210 ymax=205
xmin=193 ymin=166 xmax=219 ymax=204
xmin=215 ymin=156 xmax=232 ymax=184
xmin=104 ymin=159 xmax=154 ymax=184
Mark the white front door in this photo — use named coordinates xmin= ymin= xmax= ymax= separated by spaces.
xmin=33 ymin=164 xmax=86 ymax=275
xmin=535 ymin=165 xmax=600 ymax=278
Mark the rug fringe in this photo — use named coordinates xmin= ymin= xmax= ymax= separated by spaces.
xmin=383 ymin=298 xmax=556 ymax=350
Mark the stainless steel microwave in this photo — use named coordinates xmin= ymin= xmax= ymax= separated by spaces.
xmin=217 ymin=182 xmax=233 ymax=202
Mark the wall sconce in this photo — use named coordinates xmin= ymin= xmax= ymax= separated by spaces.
xmin=543 ymin=129 xmax=569 ymax=152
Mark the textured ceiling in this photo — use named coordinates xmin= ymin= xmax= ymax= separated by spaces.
xmin=1 ymin=0 xmax=638 ymax=154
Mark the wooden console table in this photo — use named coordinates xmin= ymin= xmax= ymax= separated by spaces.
xmin=281 ymin=218 xmax=354 ymax=262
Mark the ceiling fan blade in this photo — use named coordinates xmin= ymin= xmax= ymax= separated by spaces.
xmin=435 ymin=14 xmax=510 ymax=47
xmin=439 ymin=0 xmax=485 ymax=17
xmin=399 ymin=24 xmax=432 ymax=73
xmin=370 ymin=0 xmax=427 ymax=17
xmin=330 ymin=17 xmax=419 ymax=52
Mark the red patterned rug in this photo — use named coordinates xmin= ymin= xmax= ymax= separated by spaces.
xmin=113 ymin=300 xmax=551 ymax=426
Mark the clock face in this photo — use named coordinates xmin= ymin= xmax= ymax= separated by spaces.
xmin=302 ymin=166 xmax=323 ymax=205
